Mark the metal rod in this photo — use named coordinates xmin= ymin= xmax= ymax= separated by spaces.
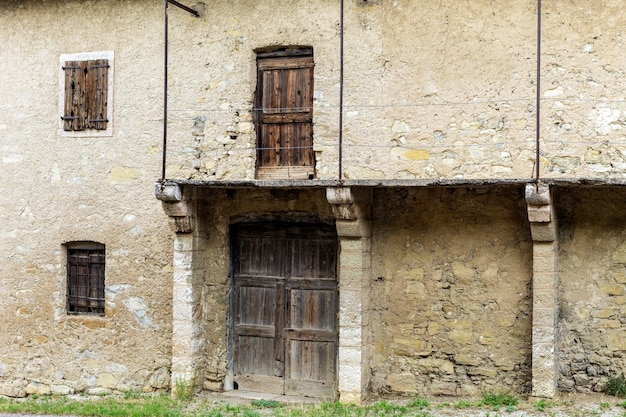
xmin=169 ymin=0 xmax=199 ymax=17
xmin=162 ymin=0 xmax=169 ymax=182
xmin=338 ymin=0 xmax=344 ymax=181
xmin=161 ymin=0 xmax=199 ymax=183
xmin=535 ymin=0 xmax=541 ymax=183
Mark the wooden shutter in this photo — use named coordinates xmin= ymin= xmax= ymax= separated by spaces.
xmin=67 ymin=248 xmax=105 ymax=315
xmin=255 ymin=50 xmax=314 ymax=179
xmin=63 ymin=59 xmax=109 ymax=131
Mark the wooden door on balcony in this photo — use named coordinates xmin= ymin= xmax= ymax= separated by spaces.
xmin=255 ymin=48 xmax=315 ymax=179
xmin=230 ymin=222 xmax=337 ymax=399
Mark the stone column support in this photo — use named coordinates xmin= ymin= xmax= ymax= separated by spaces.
xmin=525 ymin=183 xmax=559 ymax=398
xmin=156 ymin=183 xmax=204 ymax=396
xmin=327 ymin=187 xmax=372 ymax=403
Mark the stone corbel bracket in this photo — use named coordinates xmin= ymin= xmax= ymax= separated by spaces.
xmin=326 ymin=187 xmax=371 ymax=220
xmin=525 ymin=183 xmax=556 ymax=242
xmin=155 ymin=183 xmax=194 ymax=234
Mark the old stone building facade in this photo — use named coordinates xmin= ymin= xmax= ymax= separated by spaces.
xmin=3 ymin=0 xmax=626 ymax=402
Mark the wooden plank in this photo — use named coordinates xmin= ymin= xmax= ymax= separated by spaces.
xmin=233 ymin=374 xmax=284 ymax=395
xmin=260 ymin=113 xmax=311 ymax=123
xmin=258 ymin=57 xmax=314 ymax=70
xmin=285 ymin=378 xmax=336 ymax=400
xmin=235 ymin=325 xmax=275 ymax=338
xmin=257 ymin=48 xmax=313 ymax=59
xmin=284 ymin=329 xmax=337 ymax=342
xmin=256 ymin=166 xmax=314 ymax=180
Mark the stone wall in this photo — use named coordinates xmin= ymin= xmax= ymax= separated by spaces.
xmin=163 ymin=0 xmax=626 ymax=182
xmin=557 ymin=187 xmax=626 ymax=393
xmin=370 ymin=187 xmax=533 ymax=396
xmin=0 ymin=0 xmax=174 ymax=396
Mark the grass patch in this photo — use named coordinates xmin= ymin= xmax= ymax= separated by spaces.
xmin=173 ymin=374 xmax=197 ymax=401
xmin=453 ymin=400 xmax=475 ymax=409
xmin=534 ymin=399 xmax=555 ymax=411
xmin=607 ymin=374 xmax=626 ymax=398
xmin=251 ymin=399 xmax=283 ymax=408
xmin=407 ymin=398 xmax=430 ymax=410
xmin=481 ymin=389 xmax=519 ymax=409
xmin=0 ymin=394 xmax=183 ymax=417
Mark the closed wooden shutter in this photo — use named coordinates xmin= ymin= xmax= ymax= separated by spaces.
xmin=255 ymin=50 xmax=314 ymax=179
xmin=63 ymin=59 xmax=109 ymax=131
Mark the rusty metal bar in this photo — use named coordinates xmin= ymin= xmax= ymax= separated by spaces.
xmin=162 ymin=0 xmax=169 ymax=182
xmin=535 ymin=0 xmax=541 ymax=183
xmin=169 ymin=0 xmax=199 ymax=17
xmin=338 ymin=0 xmax=344 ymax=181
xmin=162 ymin=0 xmax=199 ymax=183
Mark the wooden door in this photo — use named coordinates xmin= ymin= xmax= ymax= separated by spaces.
xmin=231 ymin=222 xmax=337 ymax=399
xmin=255 ymin=49 xmax=315 ymax=179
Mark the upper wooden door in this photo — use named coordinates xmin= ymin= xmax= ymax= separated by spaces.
xmin=255 ymin=49 xmax=315 ymax=179
xmin=231 ymin=222 xmax=337 ymax=399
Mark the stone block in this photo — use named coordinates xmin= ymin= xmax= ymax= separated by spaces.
xmin=454 ymin=354 xmax=481 ymax=366
xmin=97 ymin=373 xmax=116 ymax=389
xmin=25 ymin=382 xmax=51 ymax=395
xmin=392 ymin=337 xmax=432 ymax=357
xmin=338 ymin=364 xmax=362 ymax=392
xmin=600 ymin=283 xmax=624 ymax=296
xmin=430 ymin=381 xmax=457 ymax=396
xmin=339 ymin=347 xmax=362 ymax=365
xmin=467 ymin=367 xmax=497 ymax=378
xmin=533 ymin=308 xmax=557 ymax=328
xmin=533 ymin=271 xmax=558 ymax=289
xmin=607 ymin=330 xmax=626 ymax=351
xmin=449 ymin=329 xmax=473 ymax=344
xmin=613 ymin=243 xmax=626 ymax=264
xmin=533 ymin=289 xmax=557 ymax=308
xmin=525 ymin=184 xmax=551 ymax=205
xmin=386 ymin=372 xmax=417 ymax=393
xmin=339 ymin=327 xmax=362 ymax=347
xmin=527 ymin=205 xmax=552 ymax=223
xmin=530 ymin=223 xmax=556 ymax=241
xmin=155 ymin=183 xmax=182 ymax=202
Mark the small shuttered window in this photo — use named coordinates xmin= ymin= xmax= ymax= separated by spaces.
xmin=255 ymin=48 xmax=315 ymax=179
xmin=67 ymin=243 xmax=105 ymax=316
xmin=62 ymin=59 xmax=109 ymax=131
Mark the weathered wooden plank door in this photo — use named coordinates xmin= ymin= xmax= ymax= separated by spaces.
xmin=231 ymin=222 xmax=337 ymax=399
xmin=255 ymin=49 xmax=315 ymax=179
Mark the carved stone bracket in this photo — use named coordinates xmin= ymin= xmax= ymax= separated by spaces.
xmin=525 ymin=183 xmax=555 ymax=242
xmin=155 ymin=183 xmax=194 ymax=234
xmin=326 ymin=187 xmax=372 ymax=220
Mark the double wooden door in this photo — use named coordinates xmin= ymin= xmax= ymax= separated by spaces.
xmin=230 ymin=222 xmax=338 ymax=399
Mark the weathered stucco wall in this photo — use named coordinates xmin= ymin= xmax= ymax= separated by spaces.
xmin=164 ymin=0 xmax=626 ymax=182
xmin=370 ymin=187 xmax=533 ymax=396
xmin=0 ymin=0 xmax=174 ymax=396
xmin=557 ymin=187 xmax=626 ymax=393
